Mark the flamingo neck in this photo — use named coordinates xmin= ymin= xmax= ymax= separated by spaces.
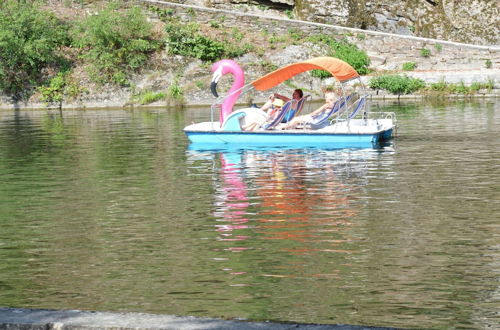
xmin=220 ymin=71 xmax=244 ymax=125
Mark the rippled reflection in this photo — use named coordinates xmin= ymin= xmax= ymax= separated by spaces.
xmin=186 ymin=146 xmax=394 ymax=283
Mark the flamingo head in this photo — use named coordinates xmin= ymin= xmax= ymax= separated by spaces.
xmin=210 ymin=59 xmax=243 ymax=98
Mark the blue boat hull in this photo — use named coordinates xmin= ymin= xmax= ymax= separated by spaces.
xmin=185 ymin=128 xmax=393 ymax=149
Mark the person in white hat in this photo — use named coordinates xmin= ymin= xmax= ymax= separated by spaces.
xmin=260 ymin=89 xmax=303 ymax=115
xmin=243 ymin=97 xmax=285 ymax=131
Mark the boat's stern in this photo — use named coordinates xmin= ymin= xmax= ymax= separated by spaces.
xmin=184 ymin=121 xmax=220 ymax=132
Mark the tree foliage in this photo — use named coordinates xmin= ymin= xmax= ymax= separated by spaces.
xmin=165 ymin=22 xmax=225 ymax=62
xmin=71 ymin=4 xmax=159 ymax=85
xmin=369 ymin=75 xmax=425 ymax=95
xmin=0 ymin=0 xmax=69 ymax=96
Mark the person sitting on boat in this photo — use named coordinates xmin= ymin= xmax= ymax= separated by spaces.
xmin=260 ymin=89 xmax=303 ymax=114
xmin=284 ymin=90 xmax=337 ymax=129
xmin=243 ymin=98 xmax=285 ymax=131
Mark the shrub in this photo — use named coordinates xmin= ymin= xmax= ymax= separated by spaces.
xmin=284 ymin=10 xmax=294 ymax=19
xmin=449 ymin=81 xmax=468 ymax=94
xmin=39 ymin=72 xmax=67 ymax=106
xmin=288 ymin=28 xmax=303 ymax=42
xmin=165 ymin=22 xmax=225 ymax=62
xmin=369 ymin=75 xmax=425 ymax=95
xmin=485 ymin=59 xmax=492 ymax=69
xmin=484 ymin=79 xmax=495 ymax=91
xmin=0 ymin=1 xmax=69 ymax=96
xmin=306 ymin=35 xmax=370 ymax=75
xmin=420 ymin=48 xmax=431 ymax=57
xmin=167 ymin=80 xmax=184 ymax=100
xmin=148 ymin=6 xmax=174 ymax=19
xmin=71 ymin=5 xmax=159 ymax=85
xmin=209 ymin=20 xmax=220 ymax=28
xmin=331 ymin=39 xmax=371 ymax=74
xmin=311 ymin=69 xmax=332 ymax=79
xmin=430 ymin=80 xmax=447 ymax=91
xmin=38 ymin=72 xmax=86 ymax=107
xmin=225 ymin=43 xmax=255 ymax=58
xmin=134 ymin=90 xmax=166 ymax=105
xmin=402 ymin=62 xmax=417 ymax=71
xmin=470 ymin=82 xmax=482 ymax=92
xmin=427 ymin=80 xmax=494 ymax=95
xmin=164 ymin=21 xmax=253 ymax=61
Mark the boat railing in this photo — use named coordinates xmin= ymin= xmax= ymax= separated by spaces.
xmin=330 ymin=93 xmax=365 ymax=123
xmin=365 ymin=111 xmax=397 ymax=121
xmin=210 ymin=84 xmax=255 ymax=129
xmin=365 ymin=111 xmax=398 ymax=135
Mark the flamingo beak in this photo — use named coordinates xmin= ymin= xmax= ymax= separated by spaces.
xmin=210 ymin=68 xmax=222 ymax=98
xmin=210 ymin=81 xmax=219 ymax=98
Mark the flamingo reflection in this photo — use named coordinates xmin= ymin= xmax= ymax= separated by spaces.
xmin=214 ymin=152 xmax=250 ymax=241
xmin=187 ymin=146 xmax=375 ymax=280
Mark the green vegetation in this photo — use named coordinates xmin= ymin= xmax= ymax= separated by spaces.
xmin=306 ymin=35 xmax=371 ymax=76
xmin=427 ymin=79 xmax=494 ymax=95
xmin=132 ymin=90 xmax=166 ymax=105
xmin=288 ymin=28 xmax=304 ymax=42
xmin=209 ymin=20 xmax=221 ymax=28
xmin=164 ymin=21 xmax=253 ymax=61
xmin=0 ymin=0 xmax=69 ymax=96
xmin=402 ymin=62 xmax=417 ymax=71
xmin=71 ymin=4 xmax=160 ymax=86
xmin=420 ymin=48 xmax=431 ymax=57
xmin=148 ymin=6 xmax=174 ymax=19
xmin=311 ymin=69 xmax=332 ymax=79
xmin=38 ymin=72 xmax=85 ymax=107
xmin=0 ymin=1 xmax=493 ymax=105
xmin=369 ymin=75 xmax=425 ymax=96
xmin=195 ymin=81 xmax=205 ymax=89
xmin=356 ymin=33 xmax=366 ymax=40
xmin=167 ymin=80 xmax=184 ymax=101
xmin=165 ymin=22 xmax=225 ymax=62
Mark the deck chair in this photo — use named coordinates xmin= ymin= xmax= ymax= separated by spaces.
xmin=282 ymin=95 xmax=311 ymax=123
xmin=346 ymin=94 xmax=367 ymax=119
xmin=262 ymin=95 xmax=310 ymax=130
xmin=261 ymin=100 xmax=292 ymax=130
xmin=308 ymin=94 xmax=352 ymax=129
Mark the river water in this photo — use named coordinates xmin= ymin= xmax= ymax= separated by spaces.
xmin=0 ymin=99 xmax=498 ymax=329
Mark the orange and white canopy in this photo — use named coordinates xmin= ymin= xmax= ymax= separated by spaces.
xmin=250 ymin=57 xmax=359 ymax=91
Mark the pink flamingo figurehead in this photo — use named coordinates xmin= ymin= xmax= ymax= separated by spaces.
xmin=210 ymin=59 xmax=245 ymax=126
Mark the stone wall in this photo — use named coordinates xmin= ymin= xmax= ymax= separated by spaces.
xmin=141 ymin=0 xmax=499 ymax=71
xmin=202 ymin=0 xmax=499 ymax=46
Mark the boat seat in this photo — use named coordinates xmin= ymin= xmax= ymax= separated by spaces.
xmin=220 ymin=111 xmax=246 ymax=131
xmin=307 ymin=94 xmax=352 ymax=129
xmin=347 ymin=94 xmax=367 ymax=119
xmin=282 ymin=95 xmax=310 ymax=123
xmin=221 ymin=108 xmax=268 ymax=131
xmin=262 ymin=95 xmax=310 ymax=130
xmin=261 ymin=101 xmax=291 ymax=130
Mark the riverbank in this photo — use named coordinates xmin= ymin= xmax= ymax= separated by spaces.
xmin=0 ymin=307 xmax=397 ymax=329
xmin=0 ymin=68 xmax=498 ymax=111
xmin=0 ymin=0 xmax=498 ymax=111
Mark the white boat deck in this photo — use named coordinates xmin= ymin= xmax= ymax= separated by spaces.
xmin=184 ymin=118 xmax=394 ymax=135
